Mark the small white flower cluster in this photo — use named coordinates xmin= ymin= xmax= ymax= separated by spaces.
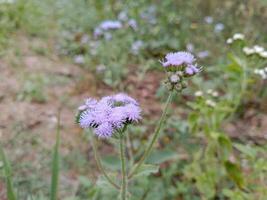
xmin=194 ymin=89 xmax=219 ymax=97
xmin=205 ymin=99 xmax=216 ymax=107
xmin=254 ymin=67 xmax=267 ymax=79
xmin=226 ymin=33 xmax=245 ymax=44
xmin=243 ymin=45 xmax=267 ymax=58
xmin=194 ymin=89 xmax=219 ymax=108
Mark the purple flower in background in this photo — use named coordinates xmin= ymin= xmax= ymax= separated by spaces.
xmin=128 ymin=19 xmax=138 ymax=30
xmin=74 ymin=55 xmax=85 ymax=64
xmin=162 ymin=52 xmax=195 ymax=67
xmin=197 ymin=50 xmax=210 ymax=59
xmin=131 ymin=40 xmax=144 ymax=55
xmin=99 ymin=20 xmax=122 ymax=30
xmin=77 ymin=94 xmax=141 ymax=138
xmin=185 ymin=65 xmax=199 ymax=75
xmin=204 ymin=16 xmax=213 ymax=24
xmin=214 ymin=23 xmax=224 ymax=33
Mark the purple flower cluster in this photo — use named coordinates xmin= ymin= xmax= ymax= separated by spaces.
xmin=161 ymin=51 xmax=200 ymax=76
xmin=78 ymin=94 xmax=141 ymax=138
xmin=94 ymin=20 xmax=122 ymax=38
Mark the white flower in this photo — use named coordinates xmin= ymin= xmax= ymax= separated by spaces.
xmin=206 ymin=99 xmax=216 ymax=107
xmin=207 ymin=89 xmax=213 ymax=94
xmin=226 ymin=38 xmax=233 ymax=44
xmin=253 ymin=45 xmax=264 ymax=53
xmin=259 ymin=51 xmax=267 ymax=58
xmin=233 ymin=33 xmax=245 ymax=40
xmin=243 ymin=47 xmax=255 ymax=55
xmin=212 ymin=91 xmax=219 ymax=97
xmin=194 ymin=91 xmax=203 ymax=97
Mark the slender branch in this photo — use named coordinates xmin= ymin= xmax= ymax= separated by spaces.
xmin=120 ymin=133 xmax=127 ymax=200
xmin=128 ymin=90 xmax=175 ymax=179
xmin=91 ymin=136 xmax=120 ymax=190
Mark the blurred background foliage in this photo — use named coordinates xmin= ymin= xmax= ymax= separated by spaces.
xmin=0 ymin=0 xmax=267 ymax=199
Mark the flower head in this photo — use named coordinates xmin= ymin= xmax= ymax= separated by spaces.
xmin=99 ymin=20 xmax=122 ymax=30
xmin=162 ymin=52 xmax=195 ymax=67
xmin=77 ymin=94 xmax=141 ymax=138
xmin=161 ymin=51 xmax=201 ymax=91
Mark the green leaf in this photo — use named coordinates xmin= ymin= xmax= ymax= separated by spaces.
xmin=224 ymin=161 xmax=245 ymax=189
xmin=147 ymin=149 xmax=178 ymax=164
xmin=234 ymin=143 xmax=257 ymax=158
xmin=131 ymin=164 xmax=159 ymax=178
xmin=0 ymin=144 xmax=17 ymax=200
xmin=50 ymin=113 xmax=61 ymax=200
xmin=218 ymin=135 xmax=232 ymax=160
xmin=102 ymin=155 xmax=121 ymax=171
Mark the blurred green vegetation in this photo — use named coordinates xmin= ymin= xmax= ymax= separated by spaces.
xmin=0 ymin=0 xmax=266 ymax=199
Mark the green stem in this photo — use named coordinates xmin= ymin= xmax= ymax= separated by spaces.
xmin=120 ymin=133 xmax=127 ymax=200
xmin=91 ymin=136 xmax=120 ymax=190
xmin=128 ymin=90 xmax=174 ymax=179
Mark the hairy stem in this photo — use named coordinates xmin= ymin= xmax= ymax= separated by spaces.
xmin=128 ymin=90 xmax=174 ymax=179
xmin=91 ymin=136 xmax=120 ymax=190
xmin=120 ymin=133 xmax=127 ymax=200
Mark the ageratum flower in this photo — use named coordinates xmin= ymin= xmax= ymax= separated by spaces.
xmin=161 ymin=51 xmax=200 ymax=75
xmin=99 ymin=20 xmax=122 ymax=30
xmin=162 ymin=52 xmax=195 ymax=67
xmin=77 ymin=94 xmax=141 ymax=138
xmin=162 ymin=51 xmax=201 ymax=91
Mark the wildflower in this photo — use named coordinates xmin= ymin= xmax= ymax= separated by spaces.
xmin=204 ymin=16 xmax=213 ymax=24
xmin=186 ymin=43 xmax=194 ymax=52
xmin=233 ymin=33 xmax=245 ymax=40
xmin=99 ymin=20 xmax=122 ymax=30
xmin=194 ymin=91 xmax=203 ymax=97
xmin=169 ymin=74 xmax=180 ymax=83
xmin=128 ymin=19 xmax=138 ymax=30
xmin=74 ymin=55 xmax=85 ymax=64
xmin=254 ymin=68 xmax=267 ymax=79
xmin=253 ymin=45 xmax=264 ymax=53
xmin=206 ymin=99 xmax=216 ymax=107
xmin=243 ymin=47 xmax=255 ymax=55
xmin=162 ymin=51 xmax=201 ymax=91
xmin=81 ymin=34 xmax=90 ymax=44
xmin=77 ymin=94 xmax=141 ymax=138
xmin=214 ymin=23 xmax=224 ymax=33
xmin=226 ymin=38 xmax=233 ymax=44
xmin=131 ymin=40 xmax=144 ymax=55
xmin=96 ymin=65 xmax=106 ymax=73
xmin=197 ymin=51 xmax=210 ymax=59
xmin=259 ymin=51 xmax=267 ymax=58
xmin=162 ymin=52 xmax=195 ymax=67
xmin=94 ymin=28 xmax=103 ymax=38
xmin=212 ymin=91 xmax=219 ymax=97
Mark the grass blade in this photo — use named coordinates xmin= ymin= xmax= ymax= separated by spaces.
xmin=50 ymin=111 xmax=61 ymax=200
xmin=0 ymin=144 xmax=17 ymax=200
